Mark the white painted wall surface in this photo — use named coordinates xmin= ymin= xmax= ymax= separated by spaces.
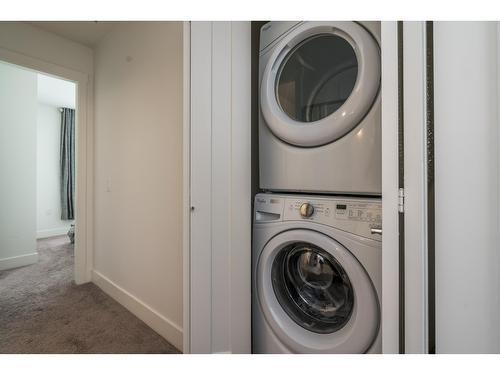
xmin=92 ymin=22 xmax=184 ymax=351
xmin=189 ymin=21 xmax=252 ymax=354
xmin=36 ymin=103 xmax=74 ymax=239
xmin=37 ymin=74 xmax=76 ymax=109
xmin=0 ymin=62 xmax=38 ymax=271
xmin=434 ymin=22 xmax=500 ymax=353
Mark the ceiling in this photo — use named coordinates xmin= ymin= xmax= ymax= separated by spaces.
xmin=28 ymin=21 xmax=117 ymax=47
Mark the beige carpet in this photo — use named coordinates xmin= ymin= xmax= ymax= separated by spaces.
xmin=0 ymin=236 xmax=180 ymax=354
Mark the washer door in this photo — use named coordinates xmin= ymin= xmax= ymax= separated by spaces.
xmin=257 ymin=229 xmax=379 ymax=353
xmin=260 ymin=21 xmax=380 ymax=147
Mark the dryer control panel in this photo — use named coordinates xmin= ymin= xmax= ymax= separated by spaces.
xmin=255 ymin=193 xmax=382 ymax=241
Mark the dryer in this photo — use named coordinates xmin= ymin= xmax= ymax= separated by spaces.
xmin=259 ymin=21 xmax=381 ymax=195
xmin=252 ymin=193 xmax=382 ymax=353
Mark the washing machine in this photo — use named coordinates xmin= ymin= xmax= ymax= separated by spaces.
xmin=252 ymin=193 xmax=382 ymax=353
xmin=259 ymin=22 xmax=381 ymax=195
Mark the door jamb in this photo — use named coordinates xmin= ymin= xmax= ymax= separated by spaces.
xmin=182 ymin=20 xmax=191 ymax=354
xmin=380 ymin=21 xmax=400 ymax=354
xmin=402 ymin=21 xmax=429 ymax=354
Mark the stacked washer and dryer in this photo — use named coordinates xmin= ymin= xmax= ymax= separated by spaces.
xmin=253 ymin=21 xmax=382 ymax=354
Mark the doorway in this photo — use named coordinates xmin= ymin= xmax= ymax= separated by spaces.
xmin=0 ymin=60 xmax=79 ymax=290
xmin=0 ymin=46 xmax=92 ymax=285
xmin=0 ymin=61 xmax=78 ymax=276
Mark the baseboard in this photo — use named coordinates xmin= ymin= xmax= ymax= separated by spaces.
xmin=37 ymin=227 xmax=70 ymax=239
xmin=91 ymin=270 xmax=183 ymax=351
xmin=0 ymin=252 xmax=38 ymax=271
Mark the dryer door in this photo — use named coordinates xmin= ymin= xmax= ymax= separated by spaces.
xmin=257 ymin=229 xmax=379 ymax=353
xmin=260 ymin=21 xmax=380 ymax=147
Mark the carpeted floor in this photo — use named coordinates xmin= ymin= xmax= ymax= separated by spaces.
xmin=0 ymin=236 xmax=180 ymax=354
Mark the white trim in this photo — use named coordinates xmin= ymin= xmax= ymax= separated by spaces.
xmin=92 ymin=270 xmax=183 ymax=352
xmin=229 ymin=21 xmax=252 ymax=354
xmin=37 ymin=227 xmax=72 ymax=239
xmin=211 ymin=22 xmax=233 ymax=353
xmin=182 ymin=20 xmax=192 ymax=355
xmin=0 ymin=253 xmax=38 ymax=271
xmin=0 ymin=47 xmax=93 ymax=285
xmin=381 ymin=21 xmax=430 ymax=354
xmin=380 ymin=21 xmax=400 ymax=354
xmin=189 ymin=21 xmax=213 ymax=354
xmin=402 ymin=21 xmax=428 ymax=354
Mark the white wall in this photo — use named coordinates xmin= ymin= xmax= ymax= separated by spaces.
xmin=36 ymin=103 xmax=75 ymax=238
xmin=37 ymin=74 xmax=76 ymax=109
xmin=434 ymin=22 xmax=500 ymax=353
xmin=92 ymin=22 xmax=184 ymax=351
xmin=0 ymin=62 xmax=38 ymax=271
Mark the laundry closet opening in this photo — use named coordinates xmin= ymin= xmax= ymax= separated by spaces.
xmin=249 ymin=21 xmax=383 ymax=354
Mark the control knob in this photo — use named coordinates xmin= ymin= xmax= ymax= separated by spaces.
xmin=299 ymin=202 xmax=314 ymax=218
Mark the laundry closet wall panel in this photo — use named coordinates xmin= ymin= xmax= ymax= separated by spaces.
xmin=189 ymin=21 xmax=252 ymax=354
xmin=434 ymin=21 xmax=500 ymax=353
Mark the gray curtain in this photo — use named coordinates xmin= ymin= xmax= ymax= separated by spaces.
xmin=60 ymin=108 xmax=75 ymax=220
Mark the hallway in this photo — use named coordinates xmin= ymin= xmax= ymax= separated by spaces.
xmin=0 ymin=236 xmax=180 ymax=354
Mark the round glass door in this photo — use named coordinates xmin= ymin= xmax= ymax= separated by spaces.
xmin=271 ymin=242 xmax=354 ymax=334
xmin=256 ymin=229 xmax=380 ymax=353
xmin=276 ymin=34 xmax=358 ymax=123
xmin=260 ymin=22 xmax=380 ymax=147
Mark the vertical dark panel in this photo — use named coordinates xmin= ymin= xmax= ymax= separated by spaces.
xmin=251 ymin=22 xmax=267 ymax=202
xmin=425 ymin=21 xmax=436 ymax=355
xmin=397 ymin=21 xmax=405 ymax=355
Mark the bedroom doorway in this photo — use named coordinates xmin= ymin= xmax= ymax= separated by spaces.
xmin=0 ymin=47 xmax=92 ymax=285
xmin=0 ymin=60 xmax=78 ymax=279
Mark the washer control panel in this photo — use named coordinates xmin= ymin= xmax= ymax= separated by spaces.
xmin=334 ymin=202 xmax=382 ymax=224
xmin=255 ymin=193 xmax=382 ymax=241
xmin=286 ymin=199 xmax=381 ymax=223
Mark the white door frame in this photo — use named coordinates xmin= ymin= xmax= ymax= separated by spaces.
xmin=380 ymin=21 xmax=400 ymax=354
xmin=381 ymin=21 xmax=430 ymax=354
xmin=182 ymin=20 xmax=191 ymax=354
xmin=401 ymin=21 xmax=429 ymax=354
xmin=0 ymin=47 xmax=93 ymax=285
xmin=186 ymin=21 xmax=252 ymax=354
